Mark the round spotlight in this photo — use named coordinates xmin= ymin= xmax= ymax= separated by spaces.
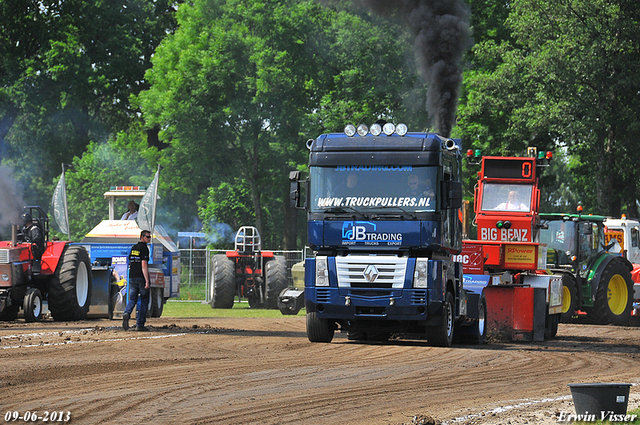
xmin=344 ymin=124 xmax=356 ymax=137
xmin=383 ymin=123 xmax=395 ymax=135
xmin=396 ymin=123 xmax=408 ymax=136
xmin=370 ymin=123 xmax=382 ymax=136
xmin=357 ymin=124 xmax=369 ymax=137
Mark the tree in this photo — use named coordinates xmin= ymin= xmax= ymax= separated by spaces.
xmin=0 ymin=0 xmax=178 ymax=208
xmin=139 ymin=0 xmax=421 ymax=248
xmin=62 ymin=129 xmax=159 ymax=241
xmin=457 ymin=0 xmax=640 ymax=216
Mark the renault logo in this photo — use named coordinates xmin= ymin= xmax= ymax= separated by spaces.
xmin=363 ymin=264 xmax=379 ymax=283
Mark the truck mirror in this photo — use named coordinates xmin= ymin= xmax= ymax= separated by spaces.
xmin=442 ymin=181 xmax=462 ymax=209
xmin=289 ymin=171 xmax=301 ymax=181
xmin=290 ymin=181 xmax=301 ymax=208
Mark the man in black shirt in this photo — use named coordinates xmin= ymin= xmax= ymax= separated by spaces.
xmin=122 ymin=230 xmax=151 ymax=331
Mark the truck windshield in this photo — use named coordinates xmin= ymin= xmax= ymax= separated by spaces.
xmin=480 ymin=183 xmax=533 ymax=212
xmin=309 ymin=166 xmax=437 ymax=213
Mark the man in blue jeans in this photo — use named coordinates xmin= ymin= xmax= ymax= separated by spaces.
xmin=122 ymin=230 xmax=152 ymax=331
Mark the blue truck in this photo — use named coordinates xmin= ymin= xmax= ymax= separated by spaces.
xmin=288 ymin=122 xmax=472 ymax=346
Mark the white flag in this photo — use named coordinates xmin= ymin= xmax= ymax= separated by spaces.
xmin=137 ymin=166 xmax=160 ymax=233
xmin=50 ymin=167 xmax=69 ymax=238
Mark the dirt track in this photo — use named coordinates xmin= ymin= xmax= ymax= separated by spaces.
xmin=1 ymin=316 xmax=639 ymax=425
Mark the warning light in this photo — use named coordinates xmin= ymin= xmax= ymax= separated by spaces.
xmin=474 ymin=149 xmax=482 ymax=158
xmin=467 ymin=149 xmax=474 ymax=158
xmin=496 ymin=221 xmax=504 ymax=229
xmin=577 ymin=205 xmax=583 ymax=213
xmin=545 ymin=151 xmax=553 ymax=160
xmin=537 ymin=151 xmax=545 ymax=160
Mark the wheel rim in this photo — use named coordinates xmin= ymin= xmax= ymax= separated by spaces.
xmin=478 ymin=300 xmax=486 ymax=337
xmin=562 ymin=285 xmax=572 ymax=314
xmin=32 ymin=293 xmax=42 ymax=318
xmin=76 ymin=261 xmax=89 ymax=307
xmin=446 ymin=302 xmax=453 ymax=339
xmin=607 ymin=274 xmax=628 ymax=316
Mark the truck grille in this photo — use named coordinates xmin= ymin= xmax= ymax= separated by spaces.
xmin=335 ymin=256 xmax=406 ymax=289
xmin=0 ymin=250 xmax=8 ymax=264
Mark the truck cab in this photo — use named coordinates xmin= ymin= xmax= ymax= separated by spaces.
xmin=290 ymin=123 xmax=467 ymax=346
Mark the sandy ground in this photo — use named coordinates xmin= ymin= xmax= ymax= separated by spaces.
xmin=1 ymin=316 xmax=639 ymax=425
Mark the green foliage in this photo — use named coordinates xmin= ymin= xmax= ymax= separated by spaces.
xmin=59 ymin=129 xmax=159 ymax=241
xmin=458 ymin=0 xmax=640 ymax=216
xmin=0 ymin=0 xmax=177 ymax=209
xmin=138 ymin=0 xmax=422 ymax=247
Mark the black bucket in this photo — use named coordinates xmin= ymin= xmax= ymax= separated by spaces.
xmin=568 ymin=383 xmax=632 ymax=416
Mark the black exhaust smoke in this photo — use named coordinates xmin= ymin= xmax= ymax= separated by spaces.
xmin=359 ymin=0 xmax=471 ymax=138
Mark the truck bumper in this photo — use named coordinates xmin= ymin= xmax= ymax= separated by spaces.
xmin=305 ymin=286 xmax=436 ymax=322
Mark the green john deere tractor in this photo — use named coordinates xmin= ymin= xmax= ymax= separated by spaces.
xmin=539 ymin=212 xmax=634 ymax=325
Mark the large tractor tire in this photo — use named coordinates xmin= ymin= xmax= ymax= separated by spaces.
xmin=48 ymin=245 xmax=92 ymax=321
xmin=306 ymin=311 xmax=334 ymax=343
xmin=209 ymin=254 xmax=235 ymax=309
xmin=264 ymin=256 xmax=289 ymax=309
xmin=426 ymin=291 xmax=455 ymax=347
xmin=23 ymin=288 xmax=44 ymax=322
xmin=560 ymin=274 xmax=578 ymax=323
xmin=593 ymin=260 xmax=634 ymax=325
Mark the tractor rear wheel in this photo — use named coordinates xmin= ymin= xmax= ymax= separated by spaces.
xmin=23 ymin=288 xmax=43 ymax=322
xmin=560 ymin=274 xmax=578 ymax=323
xmin=48 ymin=245 xmax=92 ymax=321
xmin=265 ymin=256 xmax=289 ymax=309
xmin=306 ymin=311 xmax=334 ymax=343
xmin=593 ymin=260 xmax=633 ymax=325
xmin=426 ymin=291 xmax=455 ymax=347
xmin=209 ymin=254 xmax=235 ymax=309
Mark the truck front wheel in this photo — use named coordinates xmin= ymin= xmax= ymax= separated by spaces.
xmin=48 ymin=245 xmax=92 ymax=321
xmin=593 ymin=260 xmax=633 ymax=325
xmin=426 ymin=291 xmax=454 ymax=347
xmin=306 ymin=312 xmax=334 ymax=343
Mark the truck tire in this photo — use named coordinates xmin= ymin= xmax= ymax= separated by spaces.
xmin=560 ymin=274 xmax=578 ymax=323
xmin=48 ymin=245 xmax=92 ymax=321
xmin=150 ymin=287 xmax=164 ymax=317
xmin=265 ymin=256 xmax=289 ymax=309
xmin=593 ymin=260 xmax=633 ymax=325
xmin=306 ymin=311 xmax=334 ymax=343
xmin=209 ymin=254 xmax=235 ymax=309
xmin=426 ymin=291 xmax=454 ymax=347
xmin=23 ymin=288 xmax=43 ymax=322
xmin=545 ymin=313 xmax=559 ymax=339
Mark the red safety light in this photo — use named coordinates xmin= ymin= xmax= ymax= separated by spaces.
xmin=467 ymin=149 xmax=474 ymax=157
xmin=577 ymin=205 xmax=583 ymax=213
xmin=545 ymin=151 xmax=553 ymax=160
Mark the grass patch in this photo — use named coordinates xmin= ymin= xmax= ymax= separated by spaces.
xmin=163 ymin=300 xmax=305 ymax=318
xmin=176 ymin=283 xmax=207 ymax=301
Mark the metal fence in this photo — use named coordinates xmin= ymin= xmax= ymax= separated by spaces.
xmin=179 ymin=248 xmax=305 ymax=302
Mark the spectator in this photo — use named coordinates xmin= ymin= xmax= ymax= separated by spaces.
xmin=121 ymin=201 xmax=139 ymax=220
xmin=122 ymin=230 xmax=151 ymax=331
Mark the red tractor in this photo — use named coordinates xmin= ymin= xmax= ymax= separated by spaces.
xmin=209 ymin=226 xmax=288 ymax=309
xmin=0 ymin=206 xmax=92 ymax=322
